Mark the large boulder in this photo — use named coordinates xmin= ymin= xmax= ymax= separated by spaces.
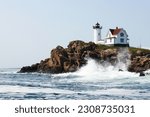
xmin=101 ymin=49 xmax=117 ymax=60
xmin=67 ymin=40 xmax=96 ymax=54
xmin=128 ymin=56 xmax=150 ymax=73
xmin=51 ymin=46 xmax=68 ymax=66
xmin=63 ymin=61 xmax=77 ymax=72
xmin=67 ymin=40 xmax=85 ymax=50
xmin=19 ymin=63 xmax=39 ymax=73
xmin=37 ymin=58 xmax=53 ymax=73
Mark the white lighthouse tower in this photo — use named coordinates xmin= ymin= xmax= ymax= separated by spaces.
xmin=93 ymin=22 xmax=103 ymax=44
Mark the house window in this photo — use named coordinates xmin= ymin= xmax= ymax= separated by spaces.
xmin=110 ymin=39 xmax=112 ymax=42
xmin=120 ymin=38 xmax=124 ymax=43
xmin=120 ymin=33 xmax=124 ymax=37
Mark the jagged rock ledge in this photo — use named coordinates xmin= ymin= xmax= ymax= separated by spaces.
xmin=19 ymin=40 xmax=150 ymax=74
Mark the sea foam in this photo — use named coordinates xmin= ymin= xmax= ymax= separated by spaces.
xmin=75 ymin=59 xmax=138 ymax=81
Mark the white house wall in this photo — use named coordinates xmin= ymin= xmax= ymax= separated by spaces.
xmin=105 ymin=31 xmax=115 ymax=45
xmin=106 ymin=31 xmax=112 ymax=38
xmin=105 ymin=38 xmax=115 ymax=45
xmin=115 ymin=30 xmax=128 ymax=44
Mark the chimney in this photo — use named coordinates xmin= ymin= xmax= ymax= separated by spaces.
xmin=116 ymin=27 xmax=119 ymax=29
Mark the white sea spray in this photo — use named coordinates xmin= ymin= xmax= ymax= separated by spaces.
xmin=74 ymin=60 xmax=138 ymax=82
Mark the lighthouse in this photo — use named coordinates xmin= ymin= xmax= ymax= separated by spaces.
xmin=93 ymin=22 xmax=102 ymax=44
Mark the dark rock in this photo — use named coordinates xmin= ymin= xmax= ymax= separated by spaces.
xmin=64 ymin=61 xmax=77 ymax=72
xmin=51 ymin=46 xmax=68 ymax=66
xmin=101 ymin=49 xmax=117 ymax=60
xmin=145 ymin=54 xmax=150 ymax=58
xmin=128 ymin=57 xmax=150 ymax=73
xmin=82 ymin=51 xmax=100 ymax=60
xmin=67 ymin=40 xmax=85 ymax=50
xmin=119 ymin=69 xmax=123 ymax=71
xmin=139 ymin=72 xmax=145 ymax=76
xmin=19 ymin=63 xmax=39 ymax=73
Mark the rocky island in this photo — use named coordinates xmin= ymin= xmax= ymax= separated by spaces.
xmin=19 ymin=40 xmax=150 ymax=75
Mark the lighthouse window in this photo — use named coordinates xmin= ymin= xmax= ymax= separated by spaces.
xmin=98 ymin=33 xmax=100 ymax=35
xmin=120 ymin=38 xmax=124 ymax=43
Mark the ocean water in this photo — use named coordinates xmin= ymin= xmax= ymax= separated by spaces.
xmin=0 ymin=59 xmax=150 ymax=100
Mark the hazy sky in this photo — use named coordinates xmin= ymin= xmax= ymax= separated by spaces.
xmin=0 ymin=0 xmax=150 ymax=68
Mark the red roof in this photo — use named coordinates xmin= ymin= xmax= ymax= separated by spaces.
xmin=109 ymin=27 xmax=121 ymax=35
